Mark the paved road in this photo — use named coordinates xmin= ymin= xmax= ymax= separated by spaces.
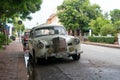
xmin=26 ymin=44 xmax=120 ymax=80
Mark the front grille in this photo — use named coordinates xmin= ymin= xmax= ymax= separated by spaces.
xmin=68 ymin=43 xmax=72 ymax=46
xmin=52 ymin=37 xmax=67 ymax=53
xmin=46 ymin=45 xmax=50 ymax=48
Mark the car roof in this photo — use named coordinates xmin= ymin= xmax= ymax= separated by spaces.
xmin=32 ymin=24 xmax=64 ymax=30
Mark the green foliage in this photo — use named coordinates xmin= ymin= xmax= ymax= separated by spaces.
xmin=114 ymin=21 xmax=120 ymax=33
xmin=100 ymin=24 xmax=115 ymax=36
xmin=88 ymin=36 xmax=115 ymax=44
xmin=89 ymin=17 xmax=110 ymax=35
xmin=0 ymin=0 xmax=42 ymax=29
xmin=0 ymin=33 xmax=6 ymax=45
xmin=13 ymin=17 xmax=25 ymax=33
xmin=57 ymin=0 xmax=102 ymax=33
xmin=104 ymin=37 xmax=115 ymax=44
xmin=88 ymin=36 xmax=97 ymax=42
xmin=110 ymin=9 xmax=120 ymax=23
xmin=0 ymin=33 xmax=12 ymax=49
xmin=0 ymin=0 xmax=42 ymax=19
xmin=104 ymin=12 xmax=109 ymax=20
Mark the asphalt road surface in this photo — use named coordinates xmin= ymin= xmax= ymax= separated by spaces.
xmin=25 ymin=44 xmax=120 ymax=80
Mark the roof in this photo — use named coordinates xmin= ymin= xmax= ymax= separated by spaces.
xmin=32 ymin=24 xmax=64 ymax=30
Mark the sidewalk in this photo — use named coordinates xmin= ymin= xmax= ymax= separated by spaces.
xmin=82 ymin=41 xmax=120 ymax=49
xmin=0 ymin=39 xmax=28 ymax=80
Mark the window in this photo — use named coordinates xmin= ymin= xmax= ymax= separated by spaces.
xmin=35 ymin=27 xmax=54 ymax=37
xmin=54 ymin=26 xmax=66 ymax=35
xmin=29 ymin=30 xmax=34 ymax=38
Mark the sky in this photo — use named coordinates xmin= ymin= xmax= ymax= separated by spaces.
xmin=23 ymin=0 xmax=64 ymax=28
xmin=23 ymin=0 xmax=120 ymax=29
xmin=90 ymin=0 xmax=120 ymax=12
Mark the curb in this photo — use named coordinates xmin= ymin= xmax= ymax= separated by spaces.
xmin=82 ymin=42 xmax=120 ymax=49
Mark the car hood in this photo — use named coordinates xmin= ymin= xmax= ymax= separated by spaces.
xmin=35 ymin=35 xmax=74 ymax=44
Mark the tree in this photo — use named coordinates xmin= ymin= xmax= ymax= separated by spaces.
xmin=57 ymin=0 xmax=102 ymax=35
xmin=100 ymin=24 xmax=115 ymax=36
xmin=114 ymin=21 xmax=120 ymax=33
xmin=110 ymin=9 xmax=120 ymax=23
xmin=89 ymin=17 xmax=110 ymax=35
xmin=0 ymin=0 xmax=42 ymax=38
xmin=104 ymin=12 xmax=109 ymax=20
xmin=0 ymin=0 xmax=42 ymax=19
xmin=13 ymin=17 xmax=25 ymax=33
xmin=0 ymin=0 xmax=42 ymax=30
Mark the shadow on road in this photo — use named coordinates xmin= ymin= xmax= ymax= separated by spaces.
xmin=38 ymin=58 xmax=74 ymax=65
xmin=26 ymin=56 xmax=75 ymax=80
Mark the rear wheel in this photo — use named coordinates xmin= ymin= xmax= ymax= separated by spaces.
xmin=72 ymin=54 xmax=80 ymax=61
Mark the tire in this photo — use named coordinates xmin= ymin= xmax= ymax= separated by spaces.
xmin=29 ymin=50 xmax=37 ymax=66
xmin=29 ymin=53 xmax=32 ymax=62
xmin=32 ymin=53 xmax=37 ymax=65
xmin=72 ymin=54 xmax=80 ymax=61
xmin=27 ymin=59 xmax=33 ymax=79
xmin=27 ymin=53 xmax=34 ymax=80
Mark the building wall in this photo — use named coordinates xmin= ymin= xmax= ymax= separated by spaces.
xmin=46 ymin=13 xmax=61 ymax=25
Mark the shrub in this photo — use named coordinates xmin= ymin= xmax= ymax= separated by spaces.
xmin=0 ymin=33 xmax=6 ymax=45
xmin=0 ymin=33 xmax=12 ymax=46
xmin=88 ymin=36 xmax=115 ymax=44
xmin=88 ymin=36 xmax=97 ymax=42
xmin=96 ymin=37 xmax=105 ymax=43
xmin=104 ymin=37 xmax=115 ymax=44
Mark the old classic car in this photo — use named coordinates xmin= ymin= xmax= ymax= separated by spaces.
xmin=28 ymin=25 xmax=83 ymax=63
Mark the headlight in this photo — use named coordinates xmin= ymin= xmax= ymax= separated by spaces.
xmin=74 ymin=38 xmax=80 ymax=45
xmin=37 ymin=40 xmax=44 ymax=49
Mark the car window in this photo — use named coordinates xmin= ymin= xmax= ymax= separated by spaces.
xmin=29 ymin=30 xmax=34 ymax=38
xmin=35 ymin=28 xmax=54 ymax=37
xmin=54 ymin=26 xmax=66 ymax=35
xmin=34 ymin=26 xmax=66 ymax=37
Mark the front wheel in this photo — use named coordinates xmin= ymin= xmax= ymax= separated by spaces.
xmin=32 ymin=53 xmax=38 ymax=65
xmin=29 ymin=52 xmax=37 ymax=66
xmin=72 ymin=54 xmax=80 ymax=61
xmin=27 ymin=59 xmax=33 ymax=79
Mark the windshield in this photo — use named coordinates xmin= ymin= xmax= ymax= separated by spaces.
xmin=54 ymin=26 xmax=66 ymax=35
xmin=34 ymin=26 xmax=66 ymax=37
